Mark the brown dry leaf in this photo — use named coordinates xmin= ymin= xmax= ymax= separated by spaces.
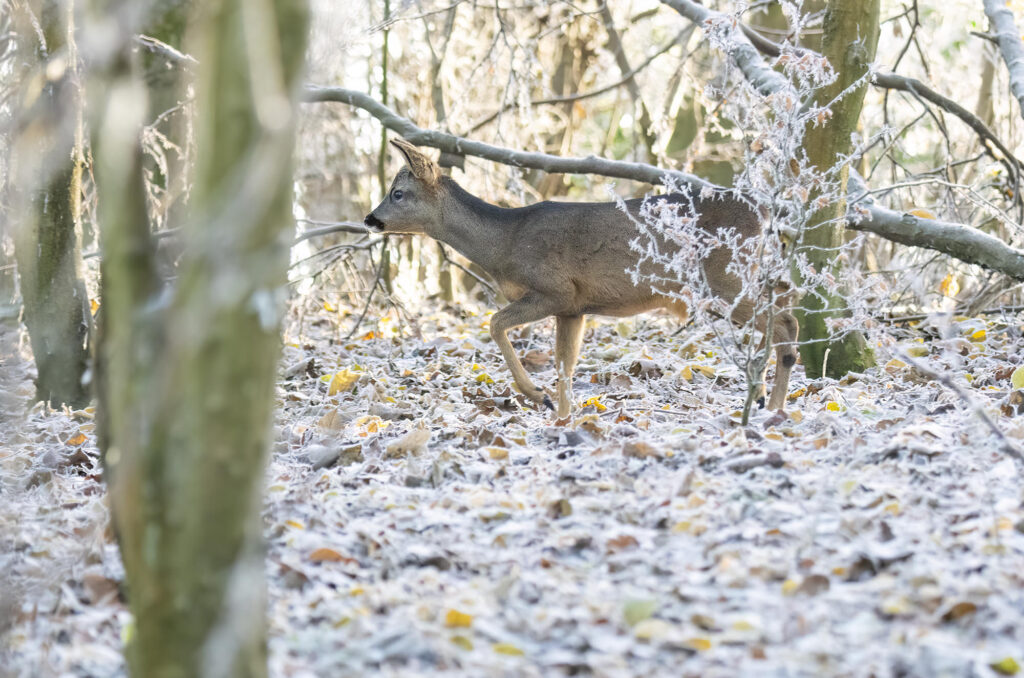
xmin=82 ymin=572 xmax=120 ymax=604
xmin=607 ymin=535 xmax=639 ymax=553
xmin=941 ymin=601 xmax=978 ymax=623
xmin=309 ymin=548 xmax=356 ymax=564
xmin=623 ymin=441 xmax=663 ymax=460
xmin=385 ymin=423 xmax=431 ymax=458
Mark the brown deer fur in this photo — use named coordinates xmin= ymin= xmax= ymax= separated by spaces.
xmin=364 ymin=139 xmax=799 ymax=417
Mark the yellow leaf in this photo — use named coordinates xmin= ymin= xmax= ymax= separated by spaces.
xmin=328 ymin=369 xmax=360 ymax=396
xmin=66 ymin=432 xmax=87 ymax=446
xmin=909 ymin=208 xmax=935 ymax=219
xmin=444 ymin=609 xmax=473 ymax=628
xmin=581 ymin=396 xmax=606 ymax=412
xmin=475 ymin=372 xmax=494 ymax=384
xmin=692 ymin=364 xmax=715 ymax=378
xmin=940 ymin=274 xmax=960 ymax=297
xmin=764 ymin=432 xmax=783 ymax=441
xmin=349 ymin=587 xmax=364 ymax=596
xmin=789 ymin=410 xmax=803 ymax=423
xmin=1010 ymin=365 xmax=1024 ymax=389
xmin=680 ymin=365 xmax=693 ymax=381
xmin=285 ymin=520 xmax=304 ymax=529
xmin=991 ymin=657 xmax=1021 ymax=675
xmin=781 ymin=579 xmax=799 ymax=595
xmin=884 ymin=501 xmax=900 ymax=516
xmin=493 ymin=642 xmax=524 ymax=656
xmin=487 ymin=447 xmax=509 ymax=460
xmin=971 ymin=329 xmax=986 ymax=341
xmin=451 ymin=635 xmax=473 ymax=651
xmin=684 ymin=637 xmax=712 ymax=651
xmin=906 ymin=345 xmax=929 ymax=357
xmin=323 ymin=301 xmax=337 ymax=312
xmin=361 ymin=331 xmax=376 ymax=340
xmin=90 ymin=298 xmax=100 ymax=315
xmin=787 ymin=387 xmax=806 ymax=400
xmin=825 ymin=401 xmax=841 ymax=412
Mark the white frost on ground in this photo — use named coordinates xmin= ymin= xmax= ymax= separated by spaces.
xmin=2 ymin=308 xmax=1023 ymax=678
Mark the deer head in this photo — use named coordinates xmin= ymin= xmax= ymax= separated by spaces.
xmin=364 ymin=139 xmax=444 ymax=235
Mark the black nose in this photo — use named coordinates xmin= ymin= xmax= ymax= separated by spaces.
xmin=364 ymin=214 xmax=385 ymax=231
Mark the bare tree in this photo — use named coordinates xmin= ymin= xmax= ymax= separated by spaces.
xmin=795 ymin=0 xmax=880 ymax=378
xmin=91 ymin=0 xmax=309 ymax=675
xmin=10 ymin=0 xmax=90 ymax=408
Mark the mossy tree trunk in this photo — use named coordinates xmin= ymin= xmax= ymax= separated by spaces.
xmin=796 ymin=0 xmax=879 ymax=379
xmin=92 ymin=0 xmax=309 ymax=676
xmin=11 ymin=0 xmax=90 ymax=408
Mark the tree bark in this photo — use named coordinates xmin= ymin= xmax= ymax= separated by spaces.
xmin=92 ymin=1 xmax=309 ymax=676
xmin=795 ymin=0 xmax=880 ymax=379
xmin=11 ymin=0 xmax=90 ymax=408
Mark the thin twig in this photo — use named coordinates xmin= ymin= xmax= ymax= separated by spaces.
xmin=899 ymin=352 xmax=1023 ymax=462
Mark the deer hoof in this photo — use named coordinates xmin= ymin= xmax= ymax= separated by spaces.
xmin=756 ymin=396 xmax=765 ymax=409
xmin=542 ymin=394 xmax=555 ymax=411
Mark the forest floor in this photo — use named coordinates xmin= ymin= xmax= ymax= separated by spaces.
xmin=1 ymin=302 xmax=1024 ymax=678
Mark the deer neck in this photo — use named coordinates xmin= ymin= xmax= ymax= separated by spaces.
xmin=433 ymin=178 xmax=515 ymax=274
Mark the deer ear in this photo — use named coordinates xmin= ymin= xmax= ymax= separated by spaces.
xmin=391 ymin=139 xmax=441 ymax=186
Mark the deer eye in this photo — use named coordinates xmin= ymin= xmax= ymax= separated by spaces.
xmin=392 ymin=189 xmax=404 ymax=201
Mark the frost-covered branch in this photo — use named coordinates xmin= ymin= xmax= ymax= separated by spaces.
xmin=304 ymin=86 xmax=711 ymax=190
xmin=306 ymin=86 xmax=1024 ymax=281
xmin=658 ymin=0 xmax=789 ymax=95
xmin=851 ymin=203 xmax=1024 ymax=280
xmin=984 ymin=0 xmax=1024 ymax=121
xmin=739 ymin=21 xmax=1023 ymax=181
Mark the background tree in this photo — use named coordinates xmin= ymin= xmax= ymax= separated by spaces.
xmin=796 ymin=0 xmax=881 ymax=378
xmin=91 ymin=0 xmax=309 ymax=676
xmin=9 ymin=0 xmax=90 ymax=408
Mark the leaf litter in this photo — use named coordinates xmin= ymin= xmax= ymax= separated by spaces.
xmin=2 ymin=306 xmax=1024 ymax=677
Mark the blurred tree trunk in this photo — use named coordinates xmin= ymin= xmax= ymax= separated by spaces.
xmin=92 ymin=1 xmax=309 ymax=676
xmin=11 ymin=0 xmax=90 ymax=408
xmin=140 ymin=0 xmax=195 ymax=239
xmin=796 ymin=0 xmax=879 ymax=379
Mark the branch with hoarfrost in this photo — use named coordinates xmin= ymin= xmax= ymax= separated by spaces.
xmin=303 ymin=86 xmax=711 ymax=190
xmin=850 ymin=202 xmax=1024 ymax=280
xmin=305 ymin=86 xmax=1024 ymax=281
xmin=983 ymin=0 xmax=1024 ymax=121
xmin=738 ymin=22 xmax=1023 ymax=183
xmin=658 ymin=0 xmax=789 ymax=96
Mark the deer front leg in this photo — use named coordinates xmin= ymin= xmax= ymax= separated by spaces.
xmin=555 ymin=315 xmax=584 ymax=418
xmin=489 ymin=294 xmax=561 ymax=411
xmin=766 ymin=310 xmax=799 ymax=411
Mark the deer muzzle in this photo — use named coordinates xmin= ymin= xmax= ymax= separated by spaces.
xmin=364 ymin=213 xmax=385 ymax=232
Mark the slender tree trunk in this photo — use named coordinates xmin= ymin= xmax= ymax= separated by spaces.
xmin=92 ymin=1 xmax=309 ymax=676
xmin=796 ymin=0 xmax=879 ymax=378
xmin=141 ymin=0 xmax=194 ymax=236
xmin=11 ymin=0 xmax=90 ymax=408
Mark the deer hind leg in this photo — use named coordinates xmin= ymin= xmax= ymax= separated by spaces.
xmin=766 ymin=309 xmax=799 ymax=411
xmin=729 ymin=299 xmax=799 ymax=410
xmin=555 ymin=315 xmax=585 ymax=418
xmin=490 ymin=294 xmax=561 ymax=410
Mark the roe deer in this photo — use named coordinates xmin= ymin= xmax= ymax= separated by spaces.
xmin=364 ymin=139 xmax=799 ymax=418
